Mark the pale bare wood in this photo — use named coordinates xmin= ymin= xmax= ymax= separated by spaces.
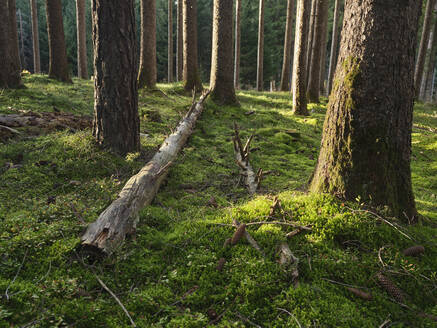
xmin=277 ymin=242 xmax=299 ymax=286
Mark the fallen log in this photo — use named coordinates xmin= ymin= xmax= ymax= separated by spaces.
xmin=81 ymin=90 xmax=210 ymax=254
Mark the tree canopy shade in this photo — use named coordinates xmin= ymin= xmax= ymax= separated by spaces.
xmin=310 ymin=0 xmax=422 ymax=222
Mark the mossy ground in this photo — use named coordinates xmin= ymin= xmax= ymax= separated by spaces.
xmin=0 ymin=76 xmax=436 ymax=327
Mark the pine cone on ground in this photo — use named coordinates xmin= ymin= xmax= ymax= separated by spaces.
xmin=376 ymin=272 xmax=405 ymax=302
xmin=402 ymin=245 xmax=425 ymax=257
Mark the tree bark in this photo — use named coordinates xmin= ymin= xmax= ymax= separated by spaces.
xmin=310 ymin=0 xmax=421 ymax=222
xmin=279 ymin=0 xmax=295 ymax=91
xmin=46 ymin=0 xmax=71 ymax=83
xmin=234 ymin=0 xmax=241 ymax=89
xmin=0 ymin=0 xmax=10 ymax=87
xmin=183 ymin=0 xmax=202 ymax=92
xmin=7 ymin=0 xmax=22 ymax=87
xmin=210 ymin=0 xmax=237 ymax=105
xmin=82 ymin=91 xmax=210 ymax=254
xmin=176 ymin=0 xmax=183 ymax=81
xmin=307 ymin=0 xmax=328 ymax=103
xmin=30 ymin=0 xmax=41 ymax=74
xmin=291 ymin=0 xmax=310 ymax=115
xmin=414 ymin=0 xmax=436 ymax=99
xmin=256 ymin=0 xmax=265 ymax=91
xmin=138 ymin=0 xmax=157 ymax=89
xmin=327 ymin=0 xmax=341 ymax=95
xmin=76 ymin=0 xmax=88 ymax=79
xmin=423 ymin=17 xmax=437 ymax=102
xmin=318 ymin=3 xmax=329 ymax=96
xmin=168 ymin=0 xmax=173 ymax=83
xmin=92 ymin=0 xmax=140 ymax=156
xmin=18 ymin=9 xmax=26 ymax=69
xmin=306 ymin=0 xmax=317 ymax=85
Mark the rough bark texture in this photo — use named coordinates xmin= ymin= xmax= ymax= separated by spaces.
xmin=234 ymin=0 xmax=241 ymax=89
xmin=3 ymin=0 xmax=22 ymax=88
xmin=46 ymin=0 xmax=71 ymax=82
xmin=138 ymin=0 xmax=157 ymax=89
xmin=318 ymin=3 xmax=329 ymax=96
xmin=168 ymin=0 xmax=173 ymax=83
xmin=82 ymin=91 xmax=210 ymax=254
xmin=9 ymin=0 xmax=21 ymax=78
xmin=256 ymin=0 xmax=265 ymax=91
xmin=279 ymin=0 xmax=295 ymax=91
xmin=76 ymin=0 xmax=88 ymax=79
xmin=92 ymin=0 xmax=140 ymax=155
xmin=310 ymin=0 xmax=421 ymax=222
xmin=30 ymin=0 xmax=40 ymax=73
xmin=307 ymin=0 xmax=328 ymax=103
xmin=0 ymin=0 xmax=11 ymax=87
xmin=415 ymin=0 xmax=436 ymax=99
xmin=327 ymin=0 xmax=341 ymax=95
xmin=291 ymin=0 xmax=310 ymax=115
xmin=210 ymin=0 xmax=237 ymax=105
xmin=183 ymin=0 xmax=202 ymax=92
xmin=177 ymin=0 xmax=183 ymax=81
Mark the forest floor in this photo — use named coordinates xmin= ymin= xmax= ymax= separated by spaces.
xmin=0 ymin=75 xmax=436 ymax=327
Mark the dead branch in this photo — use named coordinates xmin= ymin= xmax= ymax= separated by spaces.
xmin=233 ymin=219 xmax=265 ymax=257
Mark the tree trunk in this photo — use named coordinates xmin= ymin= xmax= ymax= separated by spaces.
xmin=256 ymin=0 xmax=265 ymax=91
xmin=18 ymin=9 xmax=26 ymax=69
xmin=176 ymin=0 xmax=183 ymax=81
xmin=168 ymin=0 xmax=173 ymax=83
xmin=318 ymin=4 xmax=328 ymax=96
xmin=414 ymin=0 xmax=436 ymax=99
xmin=327 ymin=0 xmax=341 ymax=95
xmin=183 ymin=0 xmax=202 ymax=92
xmin=310 ymin=0 xmax=421 ymax=222
xmin=76 ymin=0 xmax=88 ymax=79
xmin=234 ymin=0 xmax=241 ymax=89
xmin=46 ymin=0 xmax=71 ymax=83
xmin=423 ymin=17 xmax=437 ymax=102
xmin=307 ymin=0 xmax=328 ymax=103
xmin=8 ymin=0 xmax=22 ymax=87
xmin=138 ymin=0 xmax=157 ymax=89
xmin=306 ymin=0 xmax=317 ymax=85
xmin=291 ymin=0 xmax=310 ymax=116
xmin=92 ymin=0 xmax=140 ymax=156
xmin=210 ymin=0 xmax=237 ymax=105
xmin=30 ymin=0 xmax=41 ymax=74
xmin=0 ymin=0 xmax=10 ymax=87
xmin=279 ymin=0 xmax=295 ymax=91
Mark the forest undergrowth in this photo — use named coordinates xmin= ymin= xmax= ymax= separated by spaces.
xmin=0 ymin=75 xmax=436 ymax=327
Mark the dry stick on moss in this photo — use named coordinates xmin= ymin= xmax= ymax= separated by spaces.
xmin=232 ymin=219 xmax=265 ymax=257
xmin=4 ymin=249 xmax=28 ymax=301
xmin=277 ymin=308 xmax=302 ymax=328
xmin=81 ymin=90 xmax=210 ymax=254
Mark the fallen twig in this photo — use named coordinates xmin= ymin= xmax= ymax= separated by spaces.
xmin=4 ymin=249 xmax=28 ymax=301
xmin=277 ymin=308 xmax=302 ymax=328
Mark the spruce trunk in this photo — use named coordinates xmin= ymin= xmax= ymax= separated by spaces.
xmin=30 ymin=0 xmax=40 ymax=73
xmin=7 ymin=0 xmax=22 ymax=87
xmin=279 ymin=0 xmax=295 ymax=92
xmin=256 ymin=0 xmax=264 ymax=91
xmin=168 ymin=0 xmax=173 ymax=83
xmin=76 ymin=0 xmax=88 ymax=79
xmin=138 ymin=0 xmax=157 ymax=89
xmin=176 ymin=0 xmax=183 ymax=81
xmin=327 ymin=0 xmax=341 ymax=95
xmin=234 ymin=0 xmax=241 ymax=89
xmin=183 ymin=0 xmax=202 ymax=92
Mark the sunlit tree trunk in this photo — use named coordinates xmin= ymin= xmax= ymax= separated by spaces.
xmin=327 ymin=0 xmax=341 ymax=95
xmin=76 ymin=0 xmax=88 ymax=79
xmin=279 ymin=0 xmax=295 ymax=91
xmin=30 ymin=0 xmax=40 ymax=73
xmin=423 ymin=17 xmax=437 ymax=102
xmin=138 ymin=0 xmax=157 ymax=89
xmin=306 ymin=0 xmax=317 ymax=85
xmin=176 ymin=0 xmax=183 ymax=81
xmin=256 ymin=0 xmax=264 ymax=91
xmin=183 ymin=0 xmax=202 ymax=92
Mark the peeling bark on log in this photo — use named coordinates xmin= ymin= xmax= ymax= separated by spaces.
xmin=277 ymin=242 xmax=299 ymax=286
xmin=81 ymin=90 xmax=210 ymax=254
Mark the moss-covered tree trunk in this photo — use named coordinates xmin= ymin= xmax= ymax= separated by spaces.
xmin=256 ymin=0 xmax=264 ymax=91
xmin=138 ymin=0 xmax=157 ymax=89
xmin=414 ymin=0 xmax=436 ymax=99
xmin=92 ymin=0 xmax=140 ymax=155
xmin=327 ymin=0 xmax=341 ymax=95
xmin=46 ymin=0 xmax=71 ymax=83
xmin=183 ymin=0 xmax=202 ymax=92
xmin=291 ymin=0 xmax=310 ymax=116
xmin=176 ymin=0 xmax=183 ymax=82
xmin=8 ymin=0 xmax=22 ymax=87
xmin=310 ymin=0 xmax=421 ymax=222
xmin=30 ymin=0 xmax=41 ymax=74
xmin=279 ymin=0 xmax=295 ymax=92
xmin=168 ymin=0 xmax=173 ymax=83
xmin=76 ymin=0 xmax=88 ymax=79
xmin=234 ymin=0 xmax=241 ymax=89
xmin=210 ymin=0 xmax=237 ymax=105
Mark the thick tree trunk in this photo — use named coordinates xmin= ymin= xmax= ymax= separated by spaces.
xmin=30 ymin=0 xmax=40 ymax=73
xmin=306 ymin=0 xmax=317 ymax=85
xmin=279 ymin=0 xmax=295 ymax=91
xmin=256 ymin=0 xmax=265 ymax=91
xmin=423 ymin=18 xmax=437 ymax=102
xmin=327 ymin=0 xmax=341 ymax=95
xmin=291 ymin=0 xmax=310 ymax=115
xmin=176 ymin=0 xmax=183 ymax=81
xmin=307 ymin=0 xmax=328 ymax=103
xmin=234 ymin=0 xmax=241 ymax=89
xmin=138 ymin=0 xmax=157 ymax=89
xmin=414 ymin=0 xmax=436 ymax=99
xmin=210 ymin=0 xmax=237 ymax=105
xmin=6 ymin=0 xmax=22 ymax=87
xmin=46 ymin=0 xmax=71 ymax=83
xmin=183 ymin=0 xmax=202 ymax=92
xmin=76 ymin=0 xmax=88 ymax=79
xmin=168 ymin=0 xmax=173 ymax=83
xmin=82 ymin=91 xmax=210 ymax=254
xmin=310 ymin=0 xmax=421 ymax=222
xmin=92 ymin=0 xmax=140 ymax=156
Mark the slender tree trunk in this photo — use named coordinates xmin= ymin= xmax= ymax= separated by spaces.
xmin=310 ymin=0 xmax=421 ymax=222
xmin=8 ymin=0 xmax=22 ymax=85
xmin=306 ymin=0 xmax=317 ymax=84
xmin=415 ymin=0 xmax=436 ymax=99
xmin=327 ymin=0 xmax=341 ymax=95
xmin=177 ymin=0 xmax=183 ymax=81
xmin=291 ymin=0 xmax=310 ymax=116
xmin=18 ymin=9 xmax=26 ymax=69
xmin=183 ymin=0 xmax=202 ymax=92
xmin=138 ymin=0 xmax=157 ymax=89
xmin=307 ymin=0 xmax=328 ymax=103
xmin=30 ymin=0 xmax=40 ymax=74
xmin=279 ymin=0 xmax=295 ymax=91
xmin=46 ymin=0 xmax=71 ymax=83
xmin=168 ymin=0 xmax=173 ymax=83
xmin=210 ymin=0 xmax=237 ymax=105
xmin=234 ymin=0 xmax=241 ymax=89
xmin=423 ymin=17 xmax=437 ymax=102
xmin=256 ymin=0 xmax=265 ymax=91
xmin=0 ymin=0 xmax=10 ymax=87
xmin=92 ymin=0 xmax=140 ymax=155
xmin=318 ymin=4 xmax=328 ymax=96
xmin=76 ymin=0 xmax=88 ymax=79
